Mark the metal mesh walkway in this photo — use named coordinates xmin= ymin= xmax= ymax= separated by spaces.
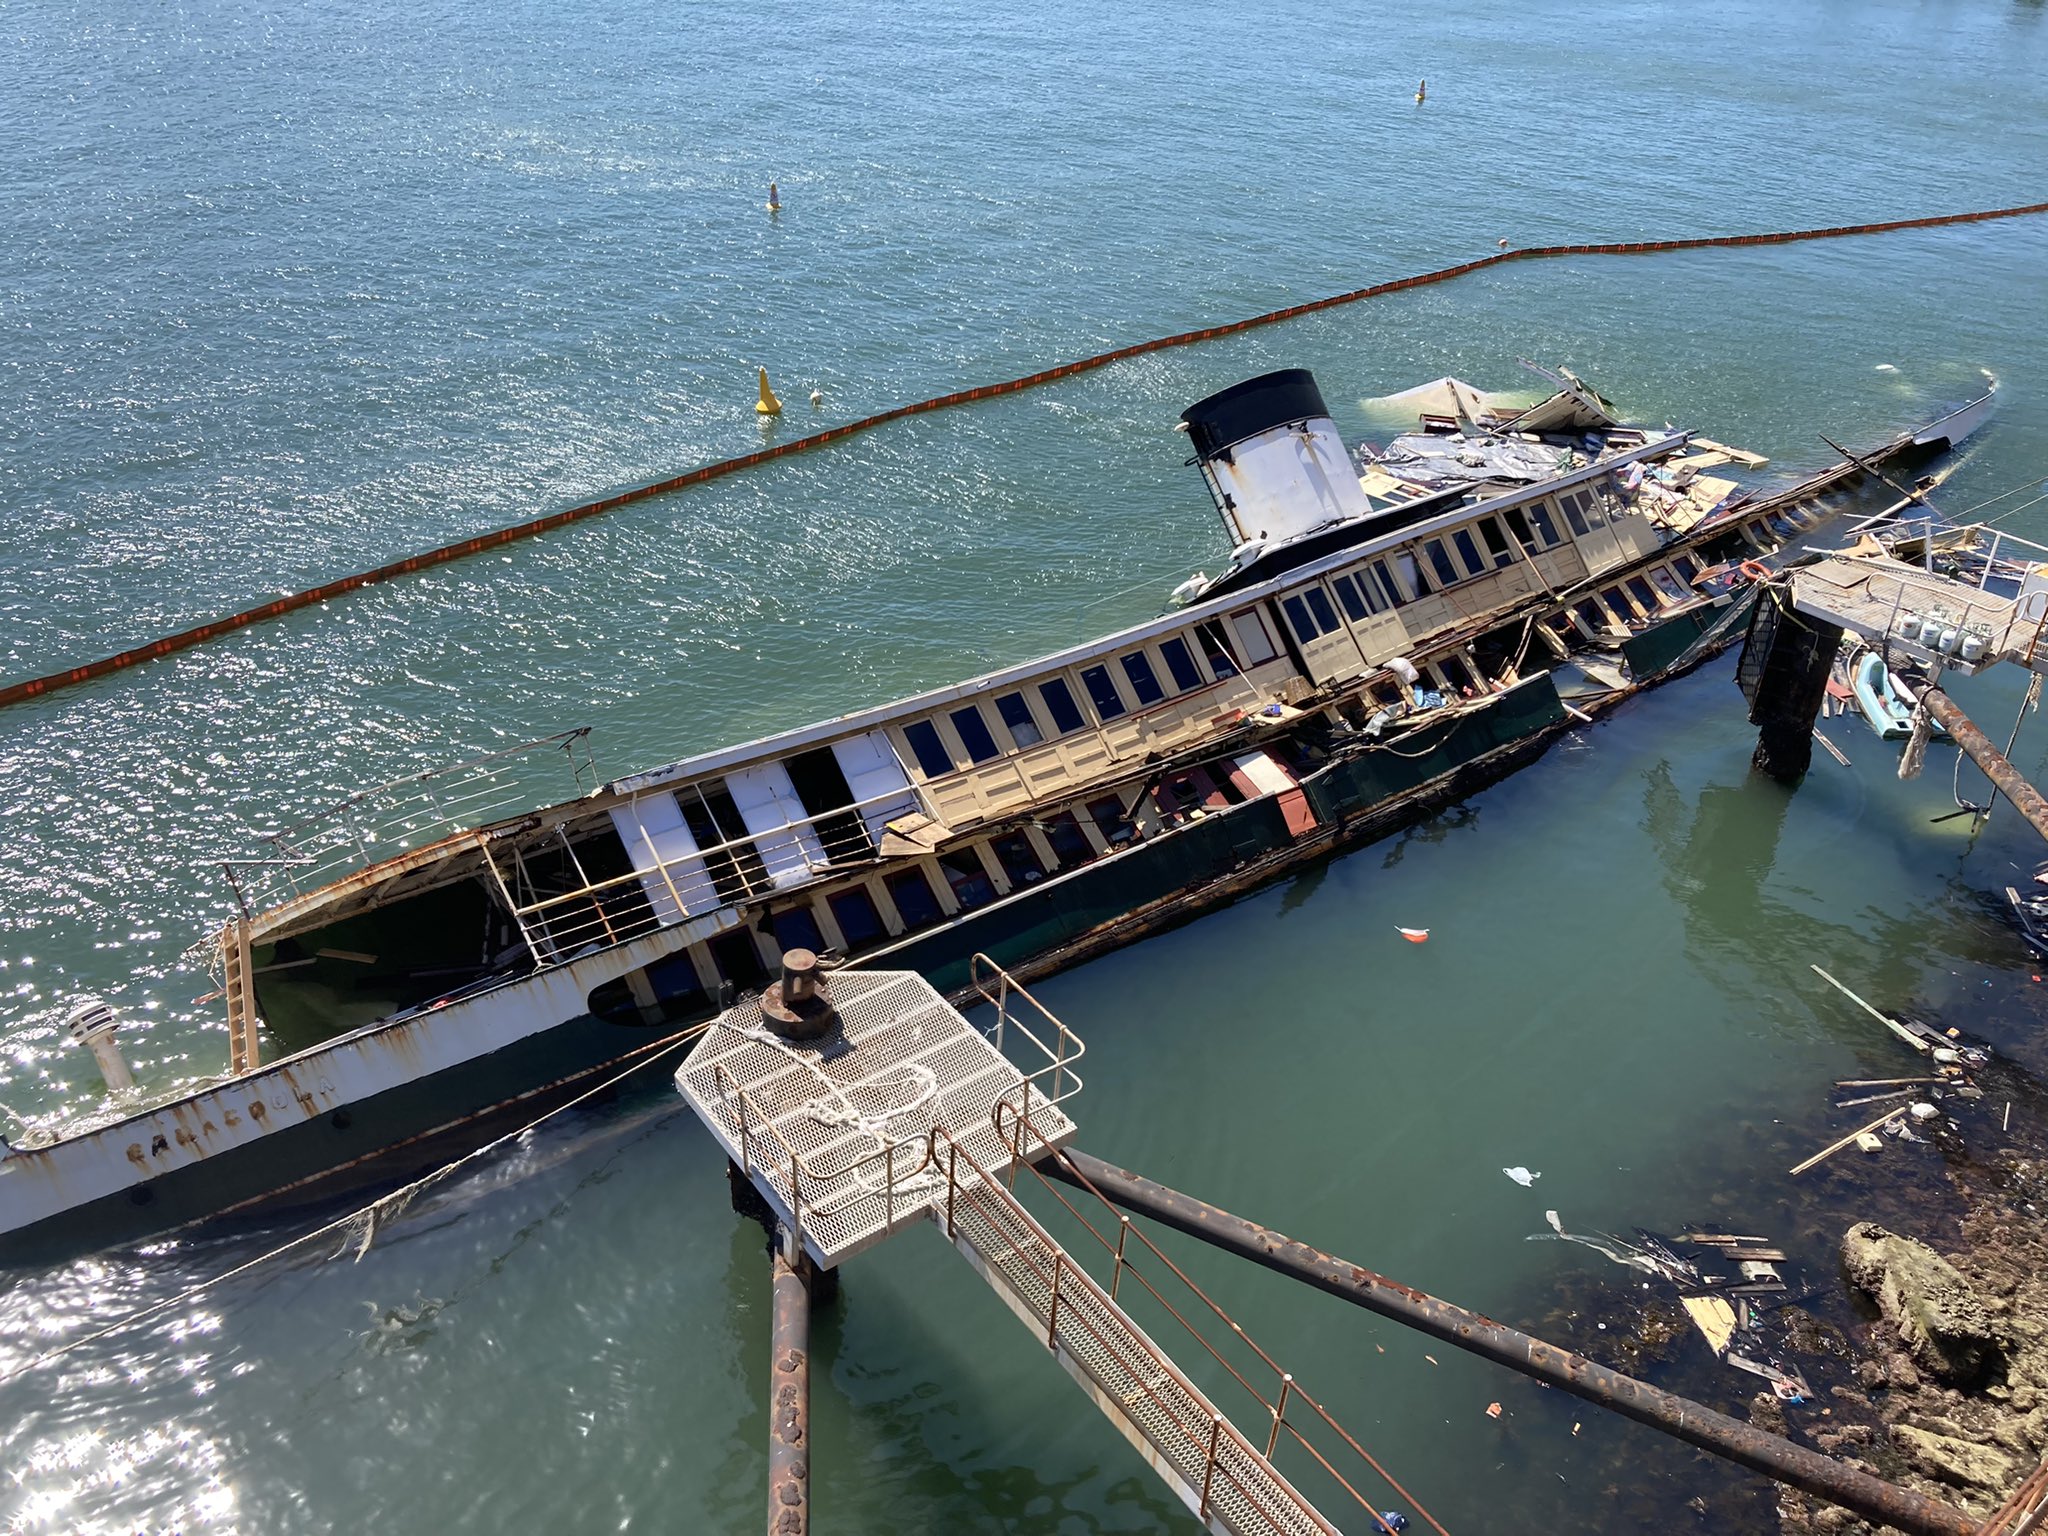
xmin=676 ymin=959 xmax=1082 ymax=1271
xmin=938 ymin=1137 xmax=1336 ymax=1536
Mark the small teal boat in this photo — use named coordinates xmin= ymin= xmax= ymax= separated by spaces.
xmin=1849 ymin=650 xmax=1949 ymax=741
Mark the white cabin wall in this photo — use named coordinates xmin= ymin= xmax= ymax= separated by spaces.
xmin=607 ymin=795 xmax=717 ymax=925
xmin=723 ymin=762 xmax=830 ymax=890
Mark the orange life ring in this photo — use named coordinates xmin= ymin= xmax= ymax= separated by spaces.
xmin=1738 ymin=559 xmax=1775 ymax=584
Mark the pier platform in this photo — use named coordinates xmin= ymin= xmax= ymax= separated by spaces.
xmin=1785 ymin=520 xmax=2048 ymax=678
xmin=675 ymin=958 xmax=1082 ymax=1270
xmin=679 ymin=954 xmax=1353 ymax=1536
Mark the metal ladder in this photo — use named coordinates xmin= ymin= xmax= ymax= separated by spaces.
xmin=933 ymin=1129 xmax=1337 ymax=1536
xmin=221 ymin=918 xmax=260 ymax=1075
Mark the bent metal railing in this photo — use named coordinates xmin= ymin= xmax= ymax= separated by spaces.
xmin=970 ymin=1100 xmax=1452 ymax=1536
xmin=221 ymin=728 xmax=599 ymax=916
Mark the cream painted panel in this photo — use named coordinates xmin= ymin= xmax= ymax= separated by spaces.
xmin=1403 ymin=595 xmax=1455 ymax=637
xmin=1349 ymin=612 xmax=1413 ymax=667
xmin=1534 ymin=547 xmax=1588 ymax=586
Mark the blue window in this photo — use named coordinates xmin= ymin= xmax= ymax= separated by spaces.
xmin=1159 ymin=637 xmax=1203 ymax=692
xmin=1040 ymin=678 xmax=1085 ymax=734
xmin=884 ymin=868 xmax=944 ymax=930
xmin=1332 ymin=574 xmax=1370 ymax=623
xmin=1121 ymin=652 xmax=1164 ymax=706
xmin=1080 ymin=665 xmax=1126 ymax=720
xmin=645 ymin=950 xmax=705 ymax=1006
xmin=1425 ymin=540 xmax=1460 ymax=588
xmin=1453 ymin=530 xmax=1485 ymax=574
xmin=939 ymin=849 xmax=998 ymax=911
xmin=1041 ymin=810 xmax=1096 ymax=870
xmin=902 ymin=720 xmax=954 ymax=778
xmin=771 ymin=904 xmax=825 ymax=955
xmin=995 ymin=691 xmax=1043 ymax=748
xmin=989 ymin=831 xmax=1045 ymax=887
xmin=828 ymin=886 xmax=886 ymax=950
xmin=1478 ymin=518 xmax=1514 ymax=567
xmin=1527 ymin=502 xmax=1561 ymax=546
xmin=1305 ymin=587 xmax=1340 ymax=633
xmin=1371 ymin=560 xmax=1406 ymax=608
xmin=950 ymin=705 xmax=1001 ymax=763
xmin=1282 ymin=594 xmax=1319 ymax=642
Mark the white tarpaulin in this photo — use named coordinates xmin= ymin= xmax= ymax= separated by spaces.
xmin=1361 ymin=377 xmax=1519 ymax=423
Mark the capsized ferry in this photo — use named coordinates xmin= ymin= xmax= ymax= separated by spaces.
xmin=0 ymin=364 xmax=1995 ymax=1261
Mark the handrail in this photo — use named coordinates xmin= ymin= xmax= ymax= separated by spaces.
xmin=222 ymin=728 xmax=599 ymax=912
xmin=512 ymin=780 xmax=924 ymax=925
xmin=969 ymin=953 xmax=1087 ymax=1111
xmin=930 ymin=1121 xmax=1322 ymax=1535
xmin=982 ymin=1099 xmax=1450 ymax=1536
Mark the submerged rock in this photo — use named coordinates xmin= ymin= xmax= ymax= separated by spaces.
xmin=1841 ymin=1223 xmax=2002 ymax=1385
xmin=1889 ymin=1423 xmax=2017 ymax=1494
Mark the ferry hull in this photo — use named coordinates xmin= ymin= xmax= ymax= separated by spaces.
xmin=0 ymin=1011 xmax=670 ymax=1268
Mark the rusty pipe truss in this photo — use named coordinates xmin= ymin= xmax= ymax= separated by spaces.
xmin=1921 ymin=687 xmax=2048 ymax=845
xmin=1044 ymin=1149 xmax=1976 ymax=1536
xmin=768 ymin=1245 xmax=811 ymax=1536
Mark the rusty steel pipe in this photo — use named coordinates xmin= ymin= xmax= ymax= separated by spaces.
xmin=767 ymin=1246 xmax=811 ymax=1536
xmin=1922 ymin=688 xmax=2048 ymax=845
xmin=1044 ymin=1150 xmax=1975 ymax=1536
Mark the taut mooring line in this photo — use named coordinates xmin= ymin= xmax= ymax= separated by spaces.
xmin=6 ymin=197 xmax=2046 ymax=714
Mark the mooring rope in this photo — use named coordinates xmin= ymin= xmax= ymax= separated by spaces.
xmin=6 ymin=197 xmax=2045 ymax=715
xmin=0 ymin=1020 xmax=707 ymax=1386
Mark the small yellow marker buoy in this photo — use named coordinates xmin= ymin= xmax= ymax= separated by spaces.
xmin=1415 ymin=78 xmax=1426 ymax=104
xmin=756 ymin=367 xmax=783 ymax=416
xmin=766 ymin=180 xmax=780 ymax=214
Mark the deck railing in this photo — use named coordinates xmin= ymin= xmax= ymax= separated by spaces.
xmin=221 ymin=729 xmax=598 ymax=916
xmin=974 ymin=1100 xmax=1450 ymax=1536
xmin=932 ymin=1122 xmax=1346 ymax=1536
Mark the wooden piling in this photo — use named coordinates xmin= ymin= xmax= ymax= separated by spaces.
xmin=1744 ymin=590 xmax=1845 ymax=783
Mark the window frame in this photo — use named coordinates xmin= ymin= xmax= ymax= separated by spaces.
xmin=1079 ymin=664 xmax=1128 ymax=721
xmin=1451 ymin=528 xmax=1486 ymax=576
xmin=1158 ymin=636 xmax=1204 ymax=692
xmin=901 ymin=719 xmax=955 ymax=779
xmin=1120 ymin=650 xmax=1166 ymax=707
xmin=1039 ymin=677 xmax=1086 ymax=735
xmin=994 ymin=690 xmax=1044 ymax=749
xmin=949 ymin=704 xmax=1002 ymax=764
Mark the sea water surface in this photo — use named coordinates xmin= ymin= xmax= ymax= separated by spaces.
xmin=3 ymin=0 xmax=2048 ymax=1530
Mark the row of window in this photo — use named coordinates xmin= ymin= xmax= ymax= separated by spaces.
xmin=1279 ymin=486 xmax=1635 ymax=651
xmin=1566 ymin=558 xmax=1700 ymax=635
xmin=610 ymin=797 xmax=1145 ymax=1019
xmin=898 ymin=626 xmax=1253 ymax=780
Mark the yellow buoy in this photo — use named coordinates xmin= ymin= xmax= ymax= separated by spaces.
xmin=755 ymin=367 xmax=783 ymax=416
